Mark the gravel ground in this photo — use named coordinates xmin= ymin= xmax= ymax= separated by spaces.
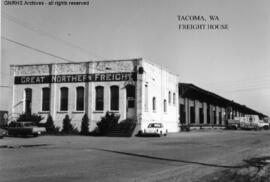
xmin=1 ymin=130 xmax=270 ymax=182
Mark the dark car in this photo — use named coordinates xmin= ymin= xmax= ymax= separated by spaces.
xmin=0 ymin=128 xmax=7 ymax=139
xmin=7 ymin=122 xmax=46 ymax=137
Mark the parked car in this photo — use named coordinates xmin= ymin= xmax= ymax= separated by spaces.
xmin=142 ymin=123 xmax=167 ymax=136
xmin=227 ymin=119 xmax=240 ymax=130
xmin=7 ymin=122 xmax=46 ymax=137
xmin=237 ymin=115 xmax=269 ymax=130
xmin=257 ymin=121 xmax=269 ymax=130
xmin=0 ymin=128 xmax=7 ymax=139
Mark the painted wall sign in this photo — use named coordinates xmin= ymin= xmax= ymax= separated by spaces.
xmin=14 ymin=72 xmax=137 ymax=84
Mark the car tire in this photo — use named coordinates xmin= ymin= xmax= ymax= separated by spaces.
xmin=33 ymin=133 xmax=39 ymax=137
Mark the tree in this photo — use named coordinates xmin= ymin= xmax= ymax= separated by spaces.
xmin=62 ymin=115 xmax=73 ymax=134
xmin=96 ymin=112 xmax=120 ymax=135
xmin=80 ymin=114 xmax=89 ymax=135
xmin=45 ymin=114 xmax=56 ymax=134
xmin=17 ymin=113 xmax=44 ymax=125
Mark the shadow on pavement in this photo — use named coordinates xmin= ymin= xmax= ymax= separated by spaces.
xmin=90 ymin=147 xmax=248 ymax=169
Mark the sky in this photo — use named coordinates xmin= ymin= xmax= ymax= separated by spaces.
xmin=1 ymin=0 xmax=270 ymax=116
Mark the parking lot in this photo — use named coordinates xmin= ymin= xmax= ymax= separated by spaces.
xmin=1 ymin=130 xmax=270 ymax=182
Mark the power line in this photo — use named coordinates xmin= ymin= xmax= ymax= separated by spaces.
xmin=2 ymin=36 xmax=77 ymax=63
xmin=207 ymin=82 xmax=270 ymax=93
xmin=215 ymin=86 xmax=270 ymax=94
xmin=2 ymin=11 xmax=106 ymax=60
xmin=197 ymin=76 xmax=270 ymax=93
xmin=201 ymin=74 xmax=270 ymax=87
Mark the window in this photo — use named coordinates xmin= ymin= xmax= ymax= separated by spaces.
xmin=173 ymin=93 xmax=176 ymax=105
xmin=95 ymin=86 xmax=104 ymax=111
xmin=76 ymin=87 xmax=84 ymax=111
xmin=126 ymin=85 xmax=135 ymax=108
xmin=144 ymin=84 xmax=148 ymax=111
xmin=42 ymin=87 xmax=50 ymax=111
xmin=168 ymin=91 xmax=171 ymax=104
xmin=164 ymin=99 xmax=167 ymax=113
xmin=152 ymin=97 xmax=156 ymax=111
xmin=110 ymin=85 xmax=119 ymax=110
xmin=60 ymin=87 xmax=68 ymax=111
xmin=25 ymin=88 xmax=32 ymax=115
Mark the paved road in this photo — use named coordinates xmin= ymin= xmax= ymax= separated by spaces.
xmin=1 ymin=130 xmax=270 ymax=182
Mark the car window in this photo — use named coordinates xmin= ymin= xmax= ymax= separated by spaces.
xmin=9 ymin=122 xmax=16 ymax=128
xmin=15 ymin=123 xmax=22 ymax=127
xmin=148 ymin=123 xmax=162 ymax=128
xmin=24 ymin=123 xmax=34 ymax=127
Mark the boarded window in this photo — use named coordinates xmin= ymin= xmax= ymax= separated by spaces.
xmin=152 ymin=97 xmax=156 ymax=111
xmin=110 ymin=85 xmax=119 ymax=110
xmin=164 ymin=99 xmax=167 ymax=113
xmin=42 ymin=87 xmax=50 ymax=111
xmin=168 ymin=91 xmax=171 ymax=104
xmin=95 ymin=86 xmax=104 ymax=111
xmin=144 ymin=84 xmax=148 ymax=111
xmin=173 ymin=93 xmax=176 ymax=105
xmin=60 ymin=87 xmax=68 ymax=111
xmin=76 ymin=87 xmax=84 ymax=111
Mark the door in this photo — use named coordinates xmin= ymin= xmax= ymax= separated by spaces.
xmin=126 ymin=85 xmax=136 ymax=119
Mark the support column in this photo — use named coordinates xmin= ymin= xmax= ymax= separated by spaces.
xmin=210 ymin=105 xmax=214 ymax=125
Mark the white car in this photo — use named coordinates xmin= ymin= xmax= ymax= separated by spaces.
xmin=143 ymin=123 xmax=167 ymax=136
xmin=257 ymin=121 xmax=269 ymax=130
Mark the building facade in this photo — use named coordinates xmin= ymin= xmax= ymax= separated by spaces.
xmin=10 ymin=58 xmax=180 ymax=132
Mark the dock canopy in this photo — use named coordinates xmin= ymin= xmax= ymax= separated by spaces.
xmin=179 ymin=83 xmax=267 ymax=119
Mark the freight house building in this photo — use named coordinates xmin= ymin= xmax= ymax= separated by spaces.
xmin=9 ymin=58 xmax=267 ymax=133
xmin=10 ymin=58 xmax=180 ymax=133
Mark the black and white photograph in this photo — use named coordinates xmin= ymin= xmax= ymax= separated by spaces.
xmin=1 ymin=0 xmax=270 ymax=181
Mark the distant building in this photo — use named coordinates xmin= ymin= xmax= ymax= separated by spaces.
xmin=179 ymin=83 xmax=267 ymax=129
xmin=9 ymin=58 xmax=179 ymax=132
